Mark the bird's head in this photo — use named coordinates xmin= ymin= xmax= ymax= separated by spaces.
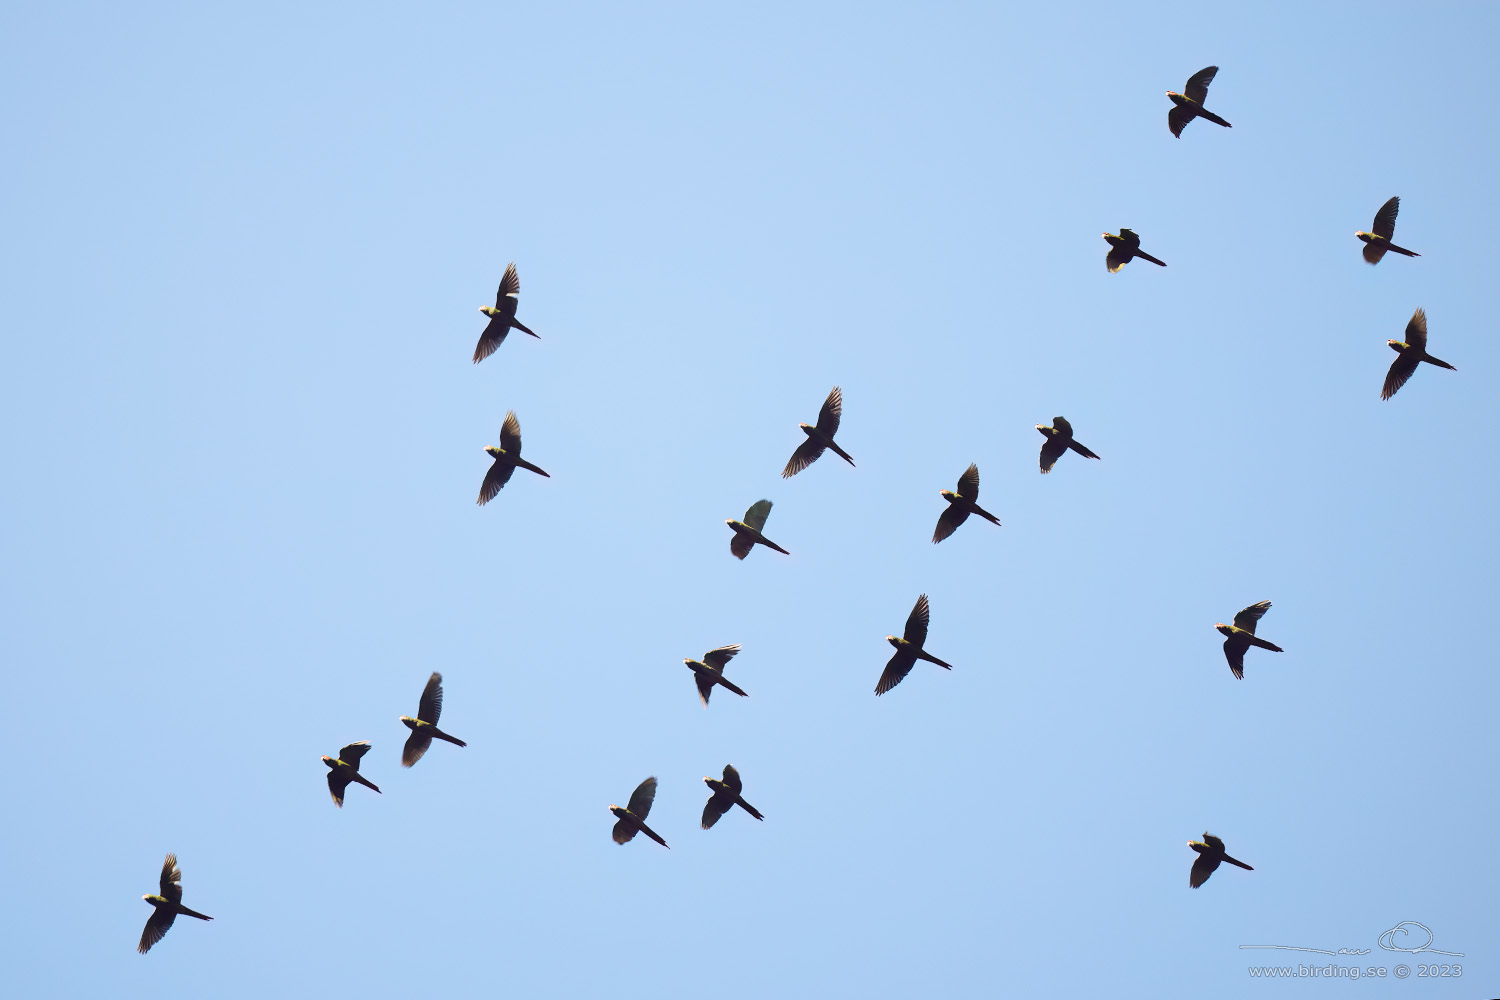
xmin=886 ymin=635 xmax=902 ymax=648
xmin=399 ymin=715 xmax=418 ymax=730
xmin=484 ymin=445 xmax=504 ymax=458
xmin=1355 ymin=231 xmax=1372 ymax=243
xmin=724 ymin=518 xmax=741 ymax=531
xmin=608 ymin=804 xmax=626 ymax=820
xmin=1213 ymin=623 xmax=1233 ymax=637
xmin=479 ymin=306 xmax=498 ymax=317
xmin=321 ymin=755 xmax=337 ymax=770
xmin=798 ymin=423 xmax=815 ymax=437
xmin=939 ymin=489 xmax=957 ymax=502
xmin=1387 ymin=340 xmax=1404 ymax=352
xmin=142 ymin=894 xmax=156 ymax=905
xmin=703 ymin=776 xmax=716 ymax=788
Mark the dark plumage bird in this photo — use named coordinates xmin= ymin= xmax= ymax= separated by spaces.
xmin=876 ymin=594 xmax=953 ymax=696
xmin=138 ymin=853 xmax=213 ymax=954
xmin=1167 ymin=66 xmax=1232 ymax=137
xmin=610 ymin=776 xmax=669 ymax=848
xmin=477 ymin=410 xmax=550 ymax=505
xmin=1382 ymin=308 xmax=1456 ymax=400
xmin=1103 ymin=229 xmax=1167 ymax=272
xmin=473 ymin=262 xmax=538 ymax=363
xmin=322 ymin=741 xmax=381 ymax=807
xmin=684 ymin=644 xmax=748 ymax=705
xmin=1188 ymin=833 xmax=1254 ymax=888
xmin=727 ymin=499 xmax=789 ymax=559
xmin=701 ymin=765 xmax=764 ymax=829
xmin=401 ymin=671 xmax=467 ymax=767
xmin=1036 ymin=416 xmax=1101 ymax=474
xmin=782 ymin=386 xmax=855 ymax=477
xmin=1356 ymin=197 xmax=1420 ymax=264
xmin=933 ymin=463 xmax=1002 ymax=543
xmin=1215 ymin=601 xmax=1284 ymax=679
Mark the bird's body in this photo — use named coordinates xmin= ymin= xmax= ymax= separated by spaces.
xmin=1166 ymin=66 xmax=1232 ymax=137
xmin=401 ymin=671 xmax=467 ymax=767
xmin=1356 ymin=197 xmax=1420 ymax=264
xmin=782 ymin=386 xmax=855 ymax=477
xmin=473 ymin=262 xmax=539 ymax=363
xmin=1215 ymin=601 xmax=1284 ymax=679
xmin=1382 ymin=308 xmax=1456 ymax=400
xmin=610 ymin=776 xmax=669 ymax=848
xmin=138 ymin=854 xmax=213 ymax=954
xmin=1036 ymin=416 xmax=1101 ymax=474
xmin=727 ymin=499 xmax=789 ymax=559
xmin=322 ymin=741 xmax=381 ymax=806
xmin=1103 ymin=229 xmax=1167 ymax=271
xmin=478 ymin=410 xmax=550 ymax=505
xmin=933 ymin=463 xmax=1001 ymax=543
xmin=1188 ymin=833 xmax=1254 ymax=888
xmin=685 ymin=644 xmax=749 ymax=705
xmin=876 ymin=594 xmax=953 ymax=695
xmin=701 ymin=765 xmax=764 ymax=829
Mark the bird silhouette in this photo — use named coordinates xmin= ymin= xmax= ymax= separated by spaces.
xmin=1382 ymin=308 xmax=1456 ymax=400
xmin=1356 ymin=197 xmax=1420 ymax=264
xmin=876 ymin=594 xmax=954 ymax=695
xmin=473 ymin=262 xmax=539 ymax=363
xmin=1215 ymin=601 xmax=1284 ymax=679
xmin=610 ymin=776 xmax=669 ymax=848
xmin=782 ymin=386 xmax=855 ymax=477
xmin=1188 ymin=833 xmax=1254 ymax=888
xmin=138 ymin=853 xmax=213 ymax=954
xmin=1167 ymin=66 xmax=1232 ymax=137
xmin=478 ymin=411 xmax=550 ymax=505
xmin=933 ymin=463 xmax=1002 ymax=543
xmin=401 ymin=672 xmax=468 ymax=767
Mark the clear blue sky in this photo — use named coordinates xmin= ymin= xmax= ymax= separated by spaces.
xmin=4 ymin=2 xmax=1496 ymax=996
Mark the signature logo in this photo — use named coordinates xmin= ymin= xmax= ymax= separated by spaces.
xmin=1240 ymin=921 xmax=1463 ymax=958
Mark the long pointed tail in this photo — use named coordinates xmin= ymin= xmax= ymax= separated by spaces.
xmin=736 ymin=797 xmax=765 ymax=821
xmin=640 ymin=823 xmax=670 ymax=849
xmin=1199 ymin=109 xmax=1232 ymax=128
xmin=973 ymin=505 xmax=1002 ymax=526
xmin=177 ymin=906 xmax=214 ymax=921
xmin=1422 ymin=353 xmax=1457 ymax=371
xmin=828 ymin=441 xmax=856 ymax=467
xmin=917 ymin=649 xmax=953 ymax=670
xmin=717 ymin=676 xmax=750 ymax=698
xmin=758 ymin=533 xmax=790 ymax=555
xmin=433 ymin=728 xmax=468 ymax=747
xmin=518 ymin=459 xmax=551 ymax=477
xmin=511 ymin=319 xmax=540 ymax=338
xmin=1223 ymin=854 xmax=1254 ymax=871
xmin=1247 ymin=636 xmax=1283 ymax=653
xmin=1135 ymin=250 xmax=1168 ymax=267
xmin=1068 ymin=440 xmax=1101 ymax=460
xmin=354 ymin=774 xmax=382 ymax=793
xmin=1386 ymin=243 xmax=1420 ymax=257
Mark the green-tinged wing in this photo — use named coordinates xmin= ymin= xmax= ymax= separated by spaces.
xmin=903 ymin=594 xmax=931 ymax=644
xmin=159 ymin=854 xmax=183 ymax=903
xmin=1362 ymin=241 xmax=1387 ymax=265
xmin=722 ymin=764 xmax=743 ymax=795
xmin=1404 ymin=308 xmax=1428 ymax=351
xmin=612 ymin=817 xmax=638 ymax=844
xmin=339 ymin=742 xmax=372 ymax=770
xmin=1372 ymin=197 xmax=1399 ymax=240
xmin=729 ymin=528 xmax=754 ymax=559
xmin=1106 ymin=245 xmax=1131 ymax=271
xmin=138 ymin=905 xmax=176 ymax=954
xmin=815 ymin=386 xmax=843 ymax=435
xmin=933 ymin=504 xmax=968 ymax=543
xmin=1167 ymin=103 xmax=1195 ymax=138
xmin=701 ymin=790 xmax=734 ymax=829
xmin=742 ymin=500 xmax=772 ymax=533
xmin=1382 ymin=351 xmax=1421 ymax=400
xmin=418 ymin=672 xmax=443 ymax=724
xmin=782 ymin=438 xmax=825 ymax=477
xmin=1116 ymin=230 xmax=1140 ymax=247
xmin=1202 ymin=833 xmax=1227 ymax=851
xmin=694 ymin=671 xmax=715 ymax=705
xmin=499 ymin=411 xmax=523 ymax=454
xmin=496 ymin=261 xmax=520 ymax=302
xmin=703 ymin=644 xmax=741 ymax=670
xmin=1184 ymin=65 xmax=1217 ymax=103
xmin=957 ymin=463 xmax=980 ymax=500
xmin=402 ymin=730 xmax=433 ymax=767
xmin=1231 ymin=601 xmax=1271 ymax=633
xmin=627 ymin=777 xmax=658 ymax=820
xmin=1190 ymin=852 xmax=1220 ymax=888
xmin=1223 ymin=636 xmax=1247 ymax=679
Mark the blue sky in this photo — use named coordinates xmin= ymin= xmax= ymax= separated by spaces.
xmin=4 ymin=2 xmax=1496 ymax=996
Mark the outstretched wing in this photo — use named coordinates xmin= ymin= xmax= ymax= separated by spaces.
xmin=327 ymin=770 xmax=351 ymax=807
xmin=1189 ymin=852 xmax=1220 ymax=888
xmin=1362 ymin=241 xmax=1387 ymax=265
xmin=722 ymin=764 xmax=743 ymax=795
xmin=418 ymin=672 xmax=444 ymax=724
xmin=159 ymin=854 xmax=183 ymax=903
xmin=742 ymin=500 xmax=772 ymax=533
xmin=1039 ymin=434 xmax=1067 ymax=473
xmin=478 ymin=460 xmax=516 ymax=504
xmin=499 ymin=411 xmax=523 ymax=455
xmin=402 ymin=730 xmax=433 ymax=768
xmin=1231 ymin=601 xmax=1271 ymax=633
xmin=1167 ymin=104 xmax=1195 ymax=138
xmin=1404 ymin=308 xmax=1428 ymax=352
xmin=815 ymin=386 xmax=843 ymax=436
xmin=627 ymin=777 xmax=658 ymax=820
xmin=1184 ymin=65 xmax=1218 ymax=104
xmin=1382 ymin=351 xmax=1421 ymax=400
xmin=875 ymin=648 xmax=915 ymax=696
xmin=472 ymin=318 xmax=508 ymax=363
xmin=782 ymin=438 xmax=825 ymax=478
xmin=612 ymin=817 xmax=638 ymax=844
xmin=338 ymin=742 xmax=372 ymax=770
xmin=495 ymin=262 xmax=520 ymax=304
xmin=701 ymin=790 xmax=734 ymax=829
xmin=903 ymin=594 xmax=931 ymax=645
xmin=932 ymin=504 xmax=969 ymax=544
xmin=1222 ymin=636 xmax=1247 ymax=680
xmin=729 ymin=529 xmax=754 ymax=560
xmin=956 ymin=463 xmax=980 ymax=500
xmin=703 ymin=644 xmax=741 ymax=670
xmin=138 ymin=905 xmax=177 ymax=954
xmin=1372 ymin=197 xmax=1399 ymax=240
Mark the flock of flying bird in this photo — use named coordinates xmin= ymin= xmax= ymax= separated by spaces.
xmin=134 ymin=64 xmax=1460 ymax=954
